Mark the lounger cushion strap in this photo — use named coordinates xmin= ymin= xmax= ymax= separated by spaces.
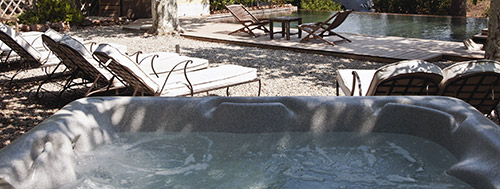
xmin=95 ymin=44 xmax=160 ymax=93
xmin=14 ymin=35 xmax=42 ymax=61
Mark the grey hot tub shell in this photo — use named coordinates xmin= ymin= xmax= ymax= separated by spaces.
xmin=0 ymin=96 xmax=499 ymax=188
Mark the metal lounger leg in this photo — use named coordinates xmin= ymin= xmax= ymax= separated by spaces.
xmin=35 ymin=62 xmax=63 ymax=98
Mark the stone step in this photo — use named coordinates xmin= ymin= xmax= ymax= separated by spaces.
xmin=482 ymin=28 xmax=488 ymax=36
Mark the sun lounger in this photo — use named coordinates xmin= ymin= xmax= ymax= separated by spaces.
xmin=93 ymin=43 xmax=261 ymax=96
xmin=48 ymin=36 xmax=209 ymax=97
xmin=440 ymin=60 xmax=500 ymax=114
xmin=298 ymin=10 xmax=352 ymax=46
xmin=0 ymin=27 xmax=63 ymax=85
xmin=336 ymin=60 xmax=443 ymax=96
xmin=0 ymin=23 xmax=45 ymax=59
xmin=226 ymin=4 xmax=270 ymax=37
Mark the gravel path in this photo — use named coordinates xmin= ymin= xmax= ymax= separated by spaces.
xmin=0 ymin=25 xmax=455 ymax=149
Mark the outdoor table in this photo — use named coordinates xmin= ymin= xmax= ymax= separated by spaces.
xmin=269 ymin=16 xmax=302 ymax=40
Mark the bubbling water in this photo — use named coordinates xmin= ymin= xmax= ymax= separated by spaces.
xmin=66 ymin=132 xmax=470 ymax=188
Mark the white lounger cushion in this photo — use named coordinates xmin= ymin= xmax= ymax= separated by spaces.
xmin=366 ymin=60 xmax=443 ymax=96
xmin=440 ymin=60 xmax=500 ymax=86
xmin=14 ymin=35 xmax=42 ymax=61
xmin=160 ymin=65 xmax=257 ymax=96
xmin=336 ymin=69 xmax=376 ymax=96
xmin=337 ymin=60 xmax=443 ymax=96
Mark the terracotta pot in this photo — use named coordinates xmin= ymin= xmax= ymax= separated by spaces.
xmin=29 ymin=24 xmax=44 ymax=31
xmin=20 ymin=24 xmax=30 ymax=32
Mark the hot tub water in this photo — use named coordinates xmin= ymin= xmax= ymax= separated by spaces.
xmin=66 ymin=132 xmax=470 ymax=188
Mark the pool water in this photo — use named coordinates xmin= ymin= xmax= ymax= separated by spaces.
xmin=265 ymin=11 xmax=488 ymax=42
xmin=65 ymin=132 xmax=470 ymax=188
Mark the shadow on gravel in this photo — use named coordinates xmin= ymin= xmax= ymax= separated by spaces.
xmin=180 ymin=45 xmax=385 ymax=87
xmin=71 ymin=26 xmax=144 ymax=40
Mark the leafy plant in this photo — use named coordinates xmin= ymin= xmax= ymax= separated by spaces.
xmin=209 ymin=0 xmax=295 ymax=13
xmin=483 ymin=5 xmax=489 ymax=17
xmin=18 ymin=0 xmax=84 ymax=25
xmin=300 ymin=0 xmax=342 ymax=11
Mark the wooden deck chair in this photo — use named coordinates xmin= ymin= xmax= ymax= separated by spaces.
xmin=336 ymin=60 xmax=443 ymax=96
xmin=440 ymin=60 xmax=500 ymax=115
xmin=298 ymin=10 xmax=352 ymax=46
xmin=0 ymin=27 xmax=62 ymax=84
xmin=93 ymin=43 xmax=261 ymax=97
xmin=226 ymin=4 xmax=270 ymax=38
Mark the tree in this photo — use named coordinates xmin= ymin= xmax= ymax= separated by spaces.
xmin=149 ymin=0 xmax=180 ymax=35
xmin=485 ymin=0 xmax=500 ymax=60
xmin=450 ymin=0 xmax=467 ymax=16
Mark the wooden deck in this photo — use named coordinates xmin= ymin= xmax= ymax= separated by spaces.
xmin=181 ymin=22 xmax=485 ymax=63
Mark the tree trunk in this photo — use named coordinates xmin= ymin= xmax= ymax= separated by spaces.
xmin=450 ymin=0 xmax=467 ymax=16
xmin=485 ymin=0 xmax=500 ymax=60
xmin=149 ymin=0 xmax=179 ymax=35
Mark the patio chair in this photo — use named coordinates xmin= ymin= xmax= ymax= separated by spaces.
xmin=93 ymin=43 xmax=261 ymax=96
xmin=439 ymin=60 xmax=500 ymax=115
xmin=226 ymin=4 xmax=270 ymax=37
xmin=298 ymin=10 xmax=352 ymax=46
xmin=336 ymin=59 xmax=443 ymax=96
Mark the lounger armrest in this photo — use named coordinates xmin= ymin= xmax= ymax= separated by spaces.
xmin=86 ymin=42 xmax=97 ymax=52
xmin=298 ymin=22 xmax=325 ymax=33
xmin=145 ymin=54 xmax=160 ymax=78
xmin=28 ymin=35 xmax=50 ymax=52
xmin=297 ymin=23 xmax=312 ymax=28
xmin=27 ymin=35 xmax=42 ymax=46
xmin=258 ymin=18 xmax=270 ymax=23
xmin=126 ymin=51 xmax=143 ymax=64
xmin=159 ymin=60 xmax=194 ymax=96
xmin=351 ymin=70 xmax=363 ymax=96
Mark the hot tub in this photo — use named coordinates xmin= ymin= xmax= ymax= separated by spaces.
xmin=0 ymin=96 xmax=499 ymax=188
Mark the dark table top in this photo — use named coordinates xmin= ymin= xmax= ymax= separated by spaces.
xmin=269 ymin=16 xmax=302 ymax=22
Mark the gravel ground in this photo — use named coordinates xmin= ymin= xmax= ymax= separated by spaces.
xmin=0 ymin=25 xmax=457 ymax=150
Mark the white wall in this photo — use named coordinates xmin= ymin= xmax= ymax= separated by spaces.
xmin=177 ymin=0 xmax=210 ymax=16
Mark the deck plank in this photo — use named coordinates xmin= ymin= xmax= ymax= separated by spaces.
xmin=180 ymin=22 xmax=485 ymax=63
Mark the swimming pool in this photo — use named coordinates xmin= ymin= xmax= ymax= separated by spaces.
xmin=267 ymin=11 xmax=488 ymax=42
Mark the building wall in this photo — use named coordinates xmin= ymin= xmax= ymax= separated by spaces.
xmin=177 ymin=0 xmax=210 ymax=17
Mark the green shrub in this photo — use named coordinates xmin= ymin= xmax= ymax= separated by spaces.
xmin=18 ymin=0 xmax=84 ymax=25
xmin=300 ymin=0 xmax=342 ymax=11
xmin=372 ymin=0 xmax=451 ymax=15
xmin=209 ymin=0 xmax=295 ymax=13
xmin=483 ymin=5 xmax=489 ymax=17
